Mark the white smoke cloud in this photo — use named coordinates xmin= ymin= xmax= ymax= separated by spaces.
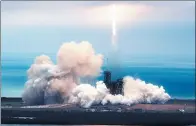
xmin=22 ymin=41 xmax=170 ymax=108
xmin=57 ymin=41 xmax=103 ymax=77
xmin=68 ymin=76 xmax=170 ymax=108
xmin=22 ymin=41 xmax=103 ymax=105
xmin=123 ymin=76 xmax=170 ymax=104
xmin=68 ymin=81 xmax=109 ymax=108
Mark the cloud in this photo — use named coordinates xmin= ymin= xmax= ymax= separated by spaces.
xmin=1 ymin=1 xmax=195 ymax=27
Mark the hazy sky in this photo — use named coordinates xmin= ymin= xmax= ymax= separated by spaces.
xmin=1 ymin=1 xmax=195 ymax=97
xmin=1 ymin=1 xmax=195 ymax=59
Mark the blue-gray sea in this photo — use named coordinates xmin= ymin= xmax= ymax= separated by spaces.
xmin=1 ymin=54 xmax=195 ymax=99
xmin=1 ymin=54 xmax=195 ymax=126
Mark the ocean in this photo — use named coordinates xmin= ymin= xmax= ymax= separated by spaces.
xmin=1 ymin=54 xmax=195 ymax=126
xmin=1 ymin=54 xmax=195 ymax=99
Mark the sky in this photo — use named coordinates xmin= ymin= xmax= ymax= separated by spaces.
xmin=1 ymin=1 xmax=195 ymax=61
xmin=1 ymin=1 xmax=195 ymax=98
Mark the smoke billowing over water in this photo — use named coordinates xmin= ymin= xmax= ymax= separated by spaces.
xmin=22 ymin=41 xmax=170 ymax=108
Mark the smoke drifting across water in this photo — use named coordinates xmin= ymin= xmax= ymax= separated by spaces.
xmin=22 ymin=41 xmax=170 ymax=108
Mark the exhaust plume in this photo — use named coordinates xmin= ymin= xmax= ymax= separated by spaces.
xmin=22 ymin=41 xmax=170 ymax=108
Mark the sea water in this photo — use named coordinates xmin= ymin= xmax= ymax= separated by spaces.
xmin=1 ymin=54 xmax=195 ymax=99
xmin=1 ymin=54 xmax=195 ymax=126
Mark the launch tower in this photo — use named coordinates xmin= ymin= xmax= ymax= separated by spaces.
xmin=104 ymin=71 xmax=123 ymax=95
